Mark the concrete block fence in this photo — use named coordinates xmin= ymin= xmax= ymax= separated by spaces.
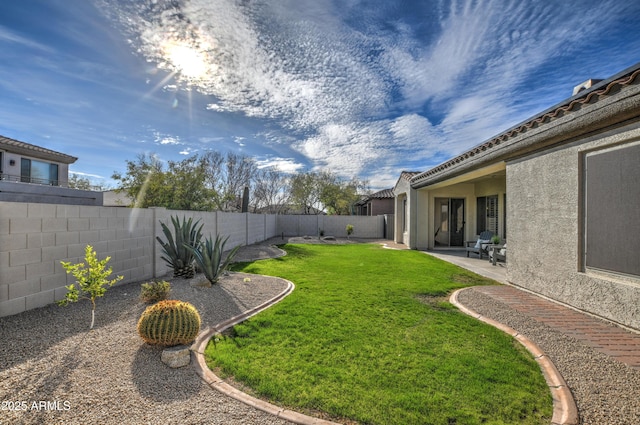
xmin=276 ymin=214 xmax=384 ymax=239
xmin=0 ymin=202 xmax=383 ymax=317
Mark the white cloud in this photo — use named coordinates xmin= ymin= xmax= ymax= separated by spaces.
xmin=69 ymin=170 xmax=104 ymax=179
xmin=153 ymin=132 xmax=182 ymax=145
xmin=255 ymin=156 xmax=305 ymax=173
xmin=99 ymin=0 xmax=635 ymax=189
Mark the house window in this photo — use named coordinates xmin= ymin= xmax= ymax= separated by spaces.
xmin=584 ymin=143 xmax=640 ymax=277
xmin=503 ymin=193 xmax=507 ymax=238
xmin=20 ymin=158 xmax=59 ymax=186
xmin=476 ymin=195 xmax=498 ymax=235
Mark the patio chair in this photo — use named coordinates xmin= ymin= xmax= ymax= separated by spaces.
xmin=465 ymin=230 xmax=494 ymax=259
xmin=490 ymin=244 xmax=506 ymax=266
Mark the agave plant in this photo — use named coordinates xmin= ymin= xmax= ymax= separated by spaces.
xmin=184 ymin=234 xmax=240 ymax=285
xmin=156 ymin=216 xmax=204 ymax=279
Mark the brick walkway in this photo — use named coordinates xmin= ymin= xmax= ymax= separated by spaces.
xmin=473 ymin=285 xmax=640 ymax=369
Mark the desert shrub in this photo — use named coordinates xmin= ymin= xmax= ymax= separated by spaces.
xmin=140 ymin=280 xmax=171 ymax=304
xmin=184 ymin=235 xmax=240 ymax=285
xmin=156 ymin=215 xmax=204 ymax=279
xmin=346 ymin=224 xmax=354 ymax=239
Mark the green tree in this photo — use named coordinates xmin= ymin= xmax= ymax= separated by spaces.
xmin=320 ymin=174 xmax=367 ymax=215
xmin=68 ymin=174 xmax=93 ymax=190
xmin=289 ymin=171 xmax=367 ymax=215
xmin=113 ymin=152 xmax=260 ymax=212
xmin=289 ymin=172 xmax=322 ymax=214
xmin=68 ymin=173 xmax=110 ymax=191
xmin=112 ymin=153 xmax=167 ymax=208
xmin=165 ymin=155 xmax=215 ymax=211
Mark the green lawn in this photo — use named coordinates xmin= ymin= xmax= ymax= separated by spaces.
xmin=205 ymin=244 xmax=551 ymax=425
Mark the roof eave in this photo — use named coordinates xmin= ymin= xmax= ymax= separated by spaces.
xmin=411 ymin=63 xmax=640 ymax=190
xmin=0 ymin=136 xmax=78 ymax=164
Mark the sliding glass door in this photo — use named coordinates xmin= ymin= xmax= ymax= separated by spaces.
xmin=434 ymin=198 xmax=465 ymax=247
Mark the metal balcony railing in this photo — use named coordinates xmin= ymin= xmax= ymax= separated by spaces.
xmin=0 ymin=173 xmax=60 ymax=186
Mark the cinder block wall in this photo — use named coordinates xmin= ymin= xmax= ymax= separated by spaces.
xmin=1 ymin=202 xmax=379 ymax=317
xmin=0 ymin=202 xmax=154 ymax=317
xmin=150 ymin=209 xmax=278 ymax=281
xmin=277 ymin=215 xmax=384 ymax=239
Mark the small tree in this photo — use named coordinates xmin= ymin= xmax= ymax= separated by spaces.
xmin=58 ymin=245 xmax=123 ymax=329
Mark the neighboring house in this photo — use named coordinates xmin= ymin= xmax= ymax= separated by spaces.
xmin=353 ymin=188 xmax=395 ymax=216
xmin=0 ymin=135 xmax=101 ymax=205
xmin=0 ymin=135 xmax=76 ymax=186
xmin=394 ymin=62 xmax=640 ymax=330
xmin=102 ymin=190 xmax=134 ymax=207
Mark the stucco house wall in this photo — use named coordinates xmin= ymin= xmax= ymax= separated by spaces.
xmin=0 ymin=135 xmax=104 ymax=206
xmin=395 ymin=62 xmax=640 ymax=330
xmin=368 ymin=197 xmax=394 ymax=216
xmin=393 ymin=177 xmax=413 ymax=246
xmin=507 ymin=122 xmax=640 ymax=329
xmin=393 ymin=172 xmax=420 ymax=246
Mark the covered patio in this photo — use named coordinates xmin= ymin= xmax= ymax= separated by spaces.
xmin=424 ymin=249 xmax=507 ymax=284
xmin=381 ymin=240 xmax=507 ymax=284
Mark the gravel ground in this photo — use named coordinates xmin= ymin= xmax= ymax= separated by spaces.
xmin=0 ymin=268 xmax=293 ymax=425
xmin=4 ymin=239 xmax=637 ymax=425
xmin=457 ymin=288 xmax=640 ymax=425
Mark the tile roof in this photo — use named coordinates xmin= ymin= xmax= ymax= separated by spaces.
xmin=368 ymin=188 xmax=394 ymax=199
xmin=399 ymin=171 xmax=421 ymax=181
xmin=411 ymin=62 xmax=640 ymax=186
xmin=0 ymin=135 xmax=77 ymax=164
xmin=354 ymin=188 xmax=394 ymax=205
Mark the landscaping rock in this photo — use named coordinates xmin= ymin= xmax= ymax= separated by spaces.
xmin=161 ymin=345 xmax=191 ymax=368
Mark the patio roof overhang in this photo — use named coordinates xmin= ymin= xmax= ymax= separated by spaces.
xmin=414 ymin=161 xmax=505 ymax=191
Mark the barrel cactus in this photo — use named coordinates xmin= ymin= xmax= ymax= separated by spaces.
xmin=137 ymin=300 xmax=201 ymax=346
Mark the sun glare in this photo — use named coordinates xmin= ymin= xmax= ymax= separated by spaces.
xmin=165 ymin=43 xmax=207 ymax=79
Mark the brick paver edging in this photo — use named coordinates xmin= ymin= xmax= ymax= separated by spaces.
xmin=190 ymin=277 xmax=343 ymax=425
xmin=450 ymin=288 xmax=579 ymax=425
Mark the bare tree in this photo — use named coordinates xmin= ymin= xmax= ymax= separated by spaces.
xmin=251 ymin=167 xmax=290 ymax=213
xmin=204 ymin=152 xmax=257 ymax=212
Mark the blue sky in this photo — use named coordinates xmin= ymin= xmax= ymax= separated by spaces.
xmin=1 ymin=0 xmax=638 ymax=190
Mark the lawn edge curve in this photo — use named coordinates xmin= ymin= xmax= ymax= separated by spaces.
xmin=449 ymin=287 xmax=579 ymax=425
xmin=191 ymin=276 xmax=343 ymax=425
